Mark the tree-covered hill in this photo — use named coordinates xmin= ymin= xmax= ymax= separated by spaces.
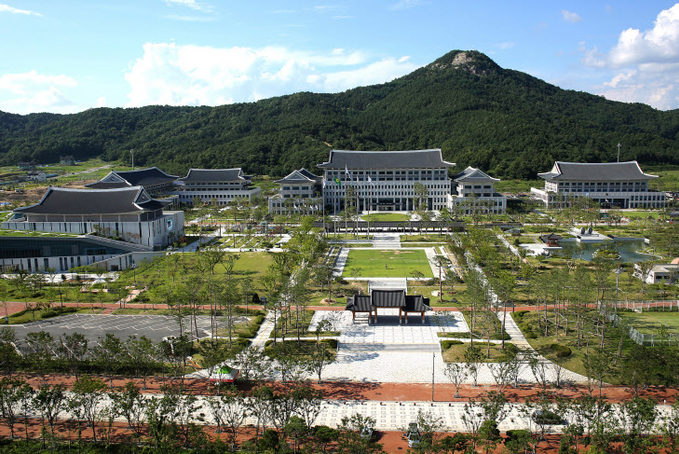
xmin=2 ymin=50 xmax=679 ymax=179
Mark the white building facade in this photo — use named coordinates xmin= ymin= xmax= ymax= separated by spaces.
xmin=317 ymin=149 xmax=454 ymax=213
xmin=447 ymin=166 xmax=506 ymax=215
xmin=531 ymin=161 xmax=665 ymax=209
xmin=172 ymin=168 xmax=261 ymax=206
xmin=268 ymin=168 xmax=323 ymax=215
xmin=2 ymin=187 xmax=184 ymax=249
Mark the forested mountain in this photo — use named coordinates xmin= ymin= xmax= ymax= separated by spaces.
xmin=2 ymin=50 xmax=679 ymax=179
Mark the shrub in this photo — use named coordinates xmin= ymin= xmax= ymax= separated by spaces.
xmin=40 ymin=306 xmax=78 ymax=319
xmin=441 ymin=340 xmax=464 ymax=349
xmin=549 ymin=343 xmax=572 ymax=358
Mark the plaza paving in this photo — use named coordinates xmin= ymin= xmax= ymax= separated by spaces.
xmin=309 ymin=310 xmax=589 ymax=385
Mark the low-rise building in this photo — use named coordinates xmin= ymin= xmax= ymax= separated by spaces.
xmin=268 ymin=168 xmax=323 ymax=215
xmin=447 ymin=166 xmax=506 ymax=215
xmin=172 ymin=168 xmax=261 ymax=206
xmin=531 ymin=161 xmax=665 ymax=209
xmin=86 ymin=167 xmax=178 ymax=195
xmin=635 ymin=263 xmax=679 ymax=284
xmin=2 ymin=186 xmax=184 ymax=249
xmin=0 ymin=236 xmax=159 ymax=273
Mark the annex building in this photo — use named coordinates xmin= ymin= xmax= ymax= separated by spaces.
xmin=268 ymin=168 xmax=323 ymax=215
xmin=447 ymin=166 xmax=506 ymax=215
xmin=531 ymin=161 xmax=665 ymax=209
xmin=317 ymin=149 xmax=455 ymax=213
xmin=171 ymin=168 xmax=261 ymax=206
xmin=2 ymin=187 xmax=184 ymax=249
xmin=86 ymin=167 xmax=178 ymax=195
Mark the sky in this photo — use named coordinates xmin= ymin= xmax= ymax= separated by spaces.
xmin=2 ymin=1 xmax=679 ymax=114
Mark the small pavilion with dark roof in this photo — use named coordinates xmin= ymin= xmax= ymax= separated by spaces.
xmin=345 ymin=289 xmax=431 ymax=324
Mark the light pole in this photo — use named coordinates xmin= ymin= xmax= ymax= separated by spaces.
xmin=431 ymin=351 xmax=435 ymax=402
xmin=614 ymin=267 xmax=623 ymax=313
xmin=130 ymin=149 xmax=135 ymax=170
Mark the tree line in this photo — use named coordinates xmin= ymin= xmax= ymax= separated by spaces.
xmin=2 ymin=51 xmax=679 ymax=180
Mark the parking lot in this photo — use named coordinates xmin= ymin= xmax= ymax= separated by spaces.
xmin=8 ymin=314 xmax=214 ymax=346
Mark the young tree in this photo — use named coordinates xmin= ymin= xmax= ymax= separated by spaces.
xmin=33 ymin=383 xmax=67 ymax=439
xmin=69 ymin=375 xmax=108 ymax=443
xmin=93 ymin=333 xmax=124 ymax=389
xmin=110 ymin=381 xmax=146 ymax=437
xmin=619 ymin=396 xmax=658 ymax=454
xmin=337 ymin=413 xmax=381 ymax=454
xmin=0 ymin=377 xmax=32 ymax=439
xmin=217 ymin=385 xmax=249 ymax=450
xmin=57 ymin=332 xmax=88 ymax=379
xmin=443 ymin=362 xmax=468 ymax=398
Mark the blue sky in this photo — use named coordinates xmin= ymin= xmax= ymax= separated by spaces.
xmin=2 ymin=1 xmax=679 ymax=114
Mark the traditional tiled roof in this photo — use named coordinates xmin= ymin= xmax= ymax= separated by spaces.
xmin=178 ymin=168 xmax=246 ymax=183
xmin=275 ymin=168 xmax=321 ymax=184
xmin=317 ymin=149 xmax=455 ymax=170
xmin=15 ymin=187 xmax=167 ymax=215
xmin=86 ymin=167 xmax=178 ymax=189
xmin=371 ymin=289 xmax=406 ymax=308
xmin=345 ymin=295 xmax=373 ymax=312
xmin=345 ymin=292 xmax=431 ymax=312
xmin=453 ymin=166 xmax=500 ymax=183
xmin=538 ymin=161 xmax=657 ymax=182
xmin=404 ymin=295 xmax=431 ymax=312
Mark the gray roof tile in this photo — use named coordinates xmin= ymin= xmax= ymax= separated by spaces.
xmin=16 ymin=187 xmax=166 ymax=215
xmin=538 ymin=161 xmax=657 ymax=182
xmin=317 ymin=149 xmax=455 ymax=170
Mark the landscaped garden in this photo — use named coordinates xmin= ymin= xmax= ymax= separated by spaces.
xmin=342 ymin=249 xmax=434 ymax=278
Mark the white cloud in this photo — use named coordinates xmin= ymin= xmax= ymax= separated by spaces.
xmin=124 ymin=44 xmax=417 ymax=107
xmin=577 ymin=3 xmax=679 ymax=109
xmin=0 ymin=70 xmax=78 ymax=114
xmin=561 ymin=10 xmax=582 ymax=23
xmin=390 ymin=0 xmax=424 ymax=11
xmin=599 ymin=63 xmax=679 ymax=109
xmin=0 ymin=4 xmax=41 ymax=16
xmin=497 ymin=42 xmax=515 ymax=50
xmin=609 ymin=3 xmax=679 ymax=66
xmin=165 ymin=0 xmax=212 ymax=13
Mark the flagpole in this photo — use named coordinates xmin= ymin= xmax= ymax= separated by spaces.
xmin=322 ymin=179 xmax=326 ymax=237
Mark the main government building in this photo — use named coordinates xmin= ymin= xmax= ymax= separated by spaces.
xmin=317 ymin=149 xmax=455 ymax=212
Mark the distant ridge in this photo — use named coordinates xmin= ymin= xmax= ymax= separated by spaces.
xmin=1 ymin=49 xmax=678 ymax=179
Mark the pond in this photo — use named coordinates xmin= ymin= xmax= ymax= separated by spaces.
xmin=554 ymin=239 xmax=653 ymax=263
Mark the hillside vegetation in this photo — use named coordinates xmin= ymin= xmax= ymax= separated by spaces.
xmin=1 ymin=50 xmax=679 ymax=179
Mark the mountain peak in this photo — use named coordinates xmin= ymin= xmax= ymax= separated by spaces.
xmin=427 ymin=50 xmax=502 ymax=76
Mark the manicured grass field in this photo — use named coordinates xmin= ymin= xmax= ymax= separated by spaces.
xmin=361 ymin=212 xmax=411 ymax=222
xmin=620 ymin=310 xmax=679 ymax=334
xmin=342 ymin=249 xmax=433 ymax=278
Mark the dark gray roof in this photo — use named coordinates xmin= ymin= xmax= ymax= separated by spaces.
xmin=404 ymin=295 xmax=431 ymax=312
xmin=15 ymin=187 xmax=166 ymax=215
xmin=453 ymin=166 xmax=499 ymax=183
xmin=345 ymin=295 xmax=373 ymax=312
xmin=538 ymin=161 xmax=657 ymax=182
xmin=87 ymin=167 xmax=178 ymax=188
xmin=317 ymin=149 xmax=455 ymax=170
xmin=275 ymin=168 xmax=321 ymax=184
xmin=371 ymin=289 xmax=406 ymax=308
xmin=179 ymin=168 xmax=246 ymax=183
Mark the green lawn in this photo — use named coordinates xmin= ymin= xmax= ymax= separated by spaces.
xmin=619 ymin=310 xmax=679 ymax=335
xmin=361 ymin=212 xmax=411 ymax=222
xmin=342 ymin=249 xmax=433 ymax=278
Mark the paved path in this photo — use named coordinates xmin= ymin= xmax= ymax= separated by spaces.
xmin=372 ymin=233 xmax=401 ymax=248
